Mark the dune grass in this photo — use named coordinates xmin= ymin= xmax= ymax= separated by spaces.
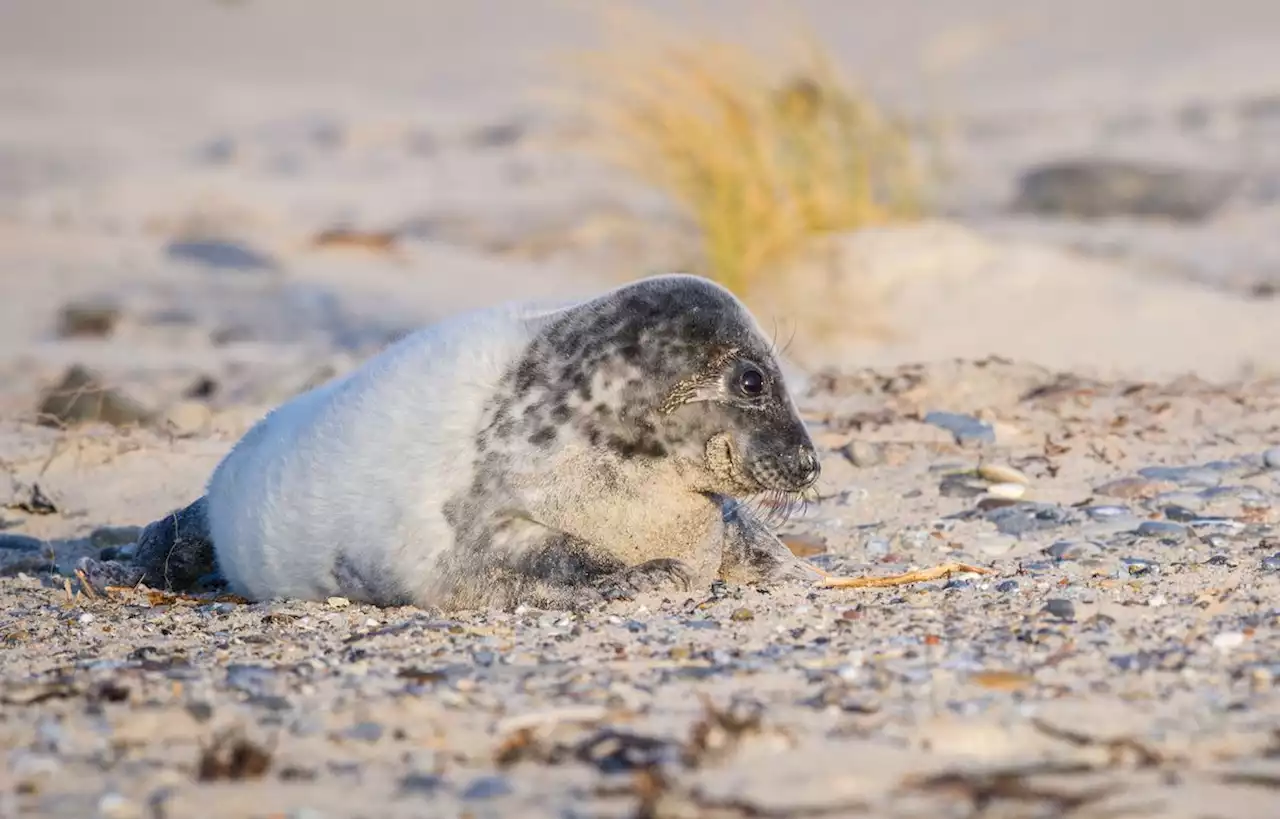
xmin=557 ymin=12 xmax=928 ymax=296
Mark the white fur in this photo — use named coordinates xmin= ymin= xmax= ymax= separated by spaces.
xmin=205 ymin=297 xmax=564 ymax=605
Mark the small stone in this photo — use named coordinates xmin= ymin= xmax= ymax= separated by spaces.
xmin=1261 ymin=553 xmax=1280 ymax=571
xmin=1122 ymin=557 xmax=1159 ymax=575
xmin=400 ymin=772 xmax=444 ymax=795
xmin=56 ymin=300 xmax=121 ymax=339
xmin=97 ymin=792 xmax=142 ymax=819
xmin=1013 ymin=158 xmax=1235 ymax=221
xmin=1135 ymin=521 xmax=1187 ymax=541
xmin=1044 ymin=541 xmax=1099 ymax=561
xmin=1212 ymin=632 xmax=1246 ymax=652
xmin=984 ymin=502 xmax=1074 ymax=536
xmin=1147 ymin=594 xmax=1168 ymax=607
xmin=842 ymin=440 xmax=884 ymax=467
xmin=1083 ymin=505 xmax=1131 ymax=520
xmin=923 ymin=411 xmax=995 ymax=446
xmin=161 ymin=401 xmax=211 ymax=438
xmin=1137 ymin=465 xmax=1221 ymax=488
xmin=166 ymin=238 xmax=278 ymax=272
xmin=78 ymin=612 xmax=96 ymax=625
xmin=977 ymin=463 xmax=1030 ymax=485
xmin=462 ymin=775 xmax=513 ymax=800
xmin=985 ymin=482 xmax=1026 ymax=500
xmin=1161 ymin=504 xmax=1200 ymax=522
xmin=863 ymin=536 xmax=891 ymax=558
xmin=344 ymin=722 xmax=383 ymax=743
xmin=326 ymin=597 xmax=350 ymax=609
xmin=995 ymin=579 xmax=1019 ymax=593
xmin=730 ymin=607 xmax=755 ymax=622
xmin=1042 ymin=599 xmax=1075 ymax=621
xmin=1264 ymin=447 xmax=1280 ymax=470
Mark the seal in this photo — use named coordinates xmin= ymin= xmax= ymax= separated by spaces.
xmin=79 ymin=274 xmax=823 ymax=611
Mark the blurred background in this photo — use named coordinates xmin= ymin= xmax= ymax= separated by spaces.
xmin=3 ymin=0 xmax=1280 ymax=427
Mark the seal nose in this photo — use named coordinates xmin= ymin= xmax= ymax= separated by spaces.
xmin=796 ymin=446 xmax=820 ymax=486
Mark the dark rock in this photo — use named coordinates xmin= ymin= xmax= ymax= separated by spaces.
xmin=1121 ymin=557 xmax=1159 ymax=575
xmin=1013 ymin=158 xmax=1236 ymax=221
xmin=166 ymin=238 xmax=278 ymax=272
xmin=399 ymin=772 xmax=445 ymax=795
xmin=184 ymin=376 xmax=219 ymax=400
xmin=995 ymin=579 xmax=1019 ymax=593
xmin=1161 ymin=505 xmax=1199 ymax=522
xmin=1041 ymin=599 xmax=1076 ymax=621
xmin=36 ymin=365 xmax=152 ymax=428
xmin=1262 ymin=554 xmax=1280 ymax=572
xmin=923 ymin=411 xmax=995 ymax=446
xmin=984 ymin=502 xmax=1075 ymax=536
xmin=56 ymin=300 xmax=121 ymax=338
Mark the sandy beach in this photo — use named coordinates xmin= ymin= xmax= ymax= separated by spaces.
xmin=3 ymin=2 xmax=1280 ymax=817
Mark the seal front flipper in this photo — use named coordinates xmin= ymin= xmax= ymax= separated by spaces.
xmin=716 ymin=498 xmax=823 ymax=585
xmin=591 ymin=558 xmax=695 ymax=601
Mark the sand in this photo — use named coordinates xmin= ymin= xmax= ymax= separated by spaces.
xmin=3 ymin=2 xmax=1280 ymax=817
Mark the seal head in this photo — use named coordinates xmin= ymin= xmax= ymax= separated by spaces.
xmin=508 ymin=273 xmax=819 ymax=502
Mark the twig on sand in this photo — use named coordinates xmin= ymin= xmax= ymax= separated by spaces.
xmin=816 ymin=563 xmax=993 ymax=589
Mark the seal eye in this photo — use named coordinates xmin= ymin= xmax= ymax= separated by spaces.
xmin=738 ymin=366 xmax=765 ymax=398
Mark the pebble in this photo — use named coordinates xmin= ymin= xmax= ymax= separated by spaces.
xmin=1137 ymin=465 xmax=1221 ymax=488
xmin=166 ymin=238 xmax=279 ymax=272
xmin=56 ymin=300 xmax=121 ymax=338
xmin=984 ymin=482 xmax=1027 ymax=500
xmin=1161 ymin=505 xmax=1200 ymax=522
xmin=1122 ymin=557 xmax=1159 ymax=575
xmin=161 ymin=401 xmax=212 ymax=438
xmin=1264 ymin=446 xmax=1280 ymax=470
xmin=1261 ymin=554 xmax=1280 ymax=571
xmin=842 ymin=440 xmax=885 ymax=467
xmin=1044 ymin=541 xmax=1100 ymax=561
xmin=731 ymin=607 xmax=755 ymax=622
xmin=326 ymin=597 xmax=351 ymax=608
xmin=1082 ymin=505 xmax=1132 ymax=520
xmin=78 ymin=612 xmax=96 ymax=625
xmin=400 ymin=773 xmax=444 ymax=795
xmin=1212 ymin=632 xmax=1246 ymax=652
xmin=97 ymin=792 xmax=142 ymax=819
xmin=923 ymin=411 xmax=995 ymax=446
xmin=1013 ymin=158 xmax=1235 ymax=221
xmin=462 ymin=775 xmax=513 ymax=800
xmin=1135 ymin=521 xmax=1188 ymax=541
xmin=344 ymin=722 xmax=384 ymax=743
xmin=1042 ymin=599 xmax=1076 ymax=621
xmin=977 ymin=463 xmax=1030 ymax=485
xmin=995 ymin=579 xmax=1019 ymax=593
xmin=984 ymin=502 xmax=1074 ymax=536
xmin=863 ymin=536 xmax=891 ymax=558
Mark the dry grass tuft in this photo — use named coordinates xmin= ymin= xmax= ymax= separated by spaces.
xmin=555 ymin=9 xmax=927 ymax=296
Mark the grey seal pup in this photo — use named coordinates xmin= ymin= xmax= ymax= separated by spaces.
xmin=81 ymin=274 xmax=823 ymax=611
